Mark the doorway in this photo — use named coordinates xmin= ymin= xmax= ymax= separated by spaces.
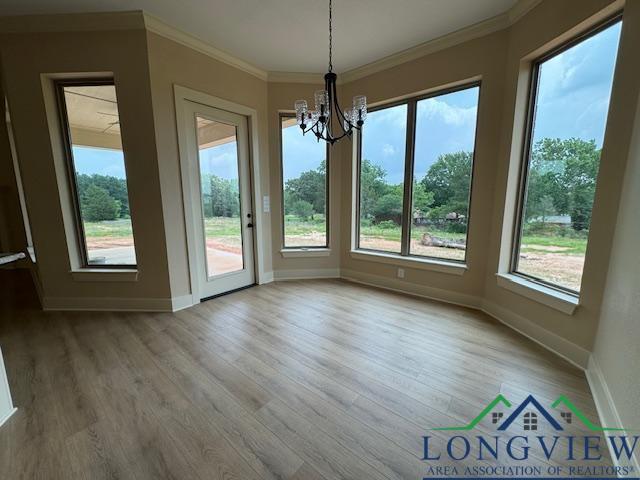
xmin=176 ymin=94 xmax=256 ymax=300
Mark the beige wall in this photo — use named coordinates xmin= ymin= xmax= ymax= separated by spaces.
xmin=590 ymin=0 xmax=640 ymax=450
xmin=0 ymin=1 xmax=635 ymax=380
xmin=339 ymin=28 xmax=508 ymax=303
xmin=145 ymin=32 xmax=271 ymax=298
xmin=0 ymin=27 xmax=172 ymax=303
xmin=336 ymin=0 xmax=638 ymax=356
xmin=0 ymin=80 xmax=28 ymax=259
xmin=267 ymin=81 xmax=341 ymax=275
xmin=485 ymin=0 xmax=634 ymax=351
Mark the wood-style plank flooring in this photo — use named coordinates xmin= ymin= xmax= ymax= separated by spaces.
xmin=0 ymin=271 xmax=609 ymax=479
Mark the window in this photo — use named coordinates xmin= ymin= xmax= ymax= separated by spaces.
xmin=523 ymin=412 xmax=538 ymax=431
xmin=56 ymin=79 xmax=137 ymax=267
xmin=280 ymin=114 xmax=329 ymax=248
xmin=356 ymin=84 xmax=480 ymax=262
xmin=358 ymin=104 xmax=407 ymax=254
xmin=512 ymin=18 xmax=622 ymax=293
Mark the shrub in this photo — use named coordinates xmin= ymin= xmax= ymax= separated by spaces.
xmin=446 ymin=222 xmax=467 ymax=234
xmin=377 ymin=220 xmax=399 ymax=230
xmin=81 ymin=185 xmax=120 ymax=222
xmin=290 ymin=200 xmax=314 ymax=220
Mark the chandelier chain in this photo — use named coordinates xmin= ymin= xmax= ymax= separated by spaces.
xmin=328 ymin=0 xmax=333 ymax=72
xmin=293 ymin=0 xmax=366 ymax=144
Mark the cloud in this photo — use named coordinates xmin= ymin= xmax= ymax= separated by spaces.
xmin=368 ymin=104 xmax=407 ymax=128
xmin=417 ymin=97 xmax=477 ymax=127
xmin=382 ymin=143 xmax=396 ymax=156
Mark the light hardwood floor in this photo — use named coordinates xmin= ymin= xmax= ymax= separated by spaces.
xmin=0 ymin=271 xmax=609 ymax=479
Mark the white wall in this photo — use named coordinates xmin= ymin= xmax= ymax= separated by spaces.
xmin=0 ymin=346 xmax=16 ymax=428
xmin=588 ymin=33 xmax=640 ymax=470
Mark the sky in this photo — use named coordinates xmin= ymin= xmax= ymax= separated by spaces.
xmin=361 ymin=20 xmax=621 ymax=186
xmin=73 ymin=20 xmax=621 ymax=186
xmin=198 ymin=142 xmax=239 ymax=180
xmin=282 ymin=123 xmax=326 ymax=180
xmin=73 ymin=146 xmax=127 ymax=178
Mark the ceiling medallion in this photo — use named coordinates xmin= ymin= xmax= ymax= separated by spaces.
xmin=294 ymin=0 xmax=367 ymax=144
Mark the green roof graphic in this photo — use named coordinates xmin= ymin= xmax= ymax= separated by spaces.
xmin=433 ymin=394 xmax=512 ymax=431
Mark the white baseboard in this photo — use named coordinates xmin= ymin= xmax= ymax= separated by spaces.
xmin=0 ymin=407 xmax=17 ymax=429
xmin=274 ymin=268 xmax=340 ymax=281
xmin=481 ymin=299 xmax=590 ymax=370
xmin=340 ymin=269 xmax=481 ymax=310
xmin=42 ymin=296 xmax=174 ymax=312
xmin=0 ymin=346 xmax=16 ymax=429
xmin=171 ymin=294 xmax=194 ymax=312
xmin=259 ymin=271 xmax=274 ymax=284
xmin=338 ymin=269 xmax=589 ymax=370
xmin=586 ymin=355 xmax=640 ymax=473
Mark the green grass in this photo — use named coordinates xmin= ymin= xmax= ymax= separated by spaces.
xmin=84 ymin=216 xmax=588 ymax=256
xmin=519 ymin=235 xmax=587 ymax=255
xmin=202 ymin=216 xmax=241 ymax=237
xmin=83 ymin=219 xmax=133 ymax=238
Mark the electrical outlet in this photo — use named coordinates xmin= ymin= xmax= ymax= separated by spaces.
xmin=397 ymin=268 xmax=405 ymax=279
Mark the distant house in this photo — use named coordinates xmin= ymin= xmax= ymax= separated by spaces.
xmin=530 ymin=215 xmax=571 ymax=225
xmin=413 ymin=210 xmax=465 ymax=225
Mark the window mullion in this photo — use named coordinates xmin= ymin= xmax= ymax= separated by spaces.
xmin=400 ymin=101 xmax=417 ymax=257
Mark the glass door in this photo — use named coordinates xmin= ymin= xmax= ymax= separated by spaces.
xmin=183 ymin=102 xmax=255 ymax=299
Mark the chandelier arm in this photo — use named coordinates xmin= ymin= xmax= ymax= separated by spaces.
xmin=294 ymin=0 xmax=365 ymax=144
xmin=331 ymin=78 xmax=351 ymax=136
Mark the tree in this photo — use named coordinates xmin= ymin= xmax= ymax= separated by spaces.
xmin=290 ymin=199 xmax=314 ymax=220
xmin=201 ymin=174 xmax=239 ymax=218
xmin=359 ymin=159 xmax=389 ymax=220
xmin=420 ymin=151 xmax=472 ymax=218
xmin=373 ymin=190 xmax=403 ymax=224
xmin=76 ymin=173 xmax=130 ymax=218
xmin=81 ymin=184 xmax=120 ymax=221
xmin=529 ymin=138 xmax=600 ymax=229
xmin=285 ymin=160 xmax=327 ymax=215
xmin=411 ymin=181 xmax=435 ymax=215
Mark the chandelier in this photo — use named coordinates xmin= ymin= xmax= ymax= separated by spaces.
xmin=294 ymin=0 xmax=367 ymax=144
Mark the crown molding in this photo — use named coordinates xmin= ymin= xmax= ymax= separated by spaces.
xmin=339 ymin=13 xmax=508 ymax=84
xmin=508 ymin=0 xmax=544 ymax=23
xmin=267 ymin=71 xmax=325 ymax=84
xmin=0 ymin=10 xmax=145 ymax=33
xmin=339 ymin=0 xmax=544 ymax=84
xmin=142 ymin=12 xmax=268 ymax=81
xmin=0 ymin=0 xmax=543 ymax=85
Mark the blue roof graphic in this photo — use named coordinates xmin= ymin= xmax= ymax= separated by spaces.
xmin=497 ymin=394 xmax=563 ymax=431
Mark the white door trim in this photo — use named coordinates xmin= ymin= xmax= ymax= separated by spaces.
xmin=174 ymin=85 xmax=267 ymax=306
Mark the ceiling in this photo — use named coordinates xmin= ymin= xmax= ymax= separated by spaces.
xmin=0 ymin=0 xmax=519 ymax=73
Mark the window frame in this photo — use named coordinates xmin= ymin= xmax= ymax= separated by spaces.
xmin=279 ymin=112 xmax=331 ymax=250
xmin=55 ymin=77 xmax=137 ymax=269
xmin=355 ymin=81 xmax=482 ymax=264
xmin=510 ymin=14 xmax=622 ymax=295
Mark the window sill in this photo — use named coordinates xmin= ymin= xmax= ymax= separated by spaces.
xmin=350 ymin=249 xmax=466 ymax=276
xmin=280 ymin=248 xmax=331 ymax=258
xmin=71 ymin=269 xmax=138 ymax=282
xmin=495 ymin=273 xmax=578 ymax=315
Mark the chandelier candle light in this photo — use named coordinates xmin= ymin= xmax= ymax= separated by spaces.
xmin=294 ymin=0 xmax=367 ymax=144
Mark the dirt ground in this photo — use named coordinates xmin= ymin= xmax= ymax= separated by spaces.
xmin=518 ymin=252 xmax=584 ymax=291
xmin=87 ymin=234 xmax=582 ymax=290
xmin=359 ymin=237 xmax=466 ymax=261
xmin=284 ymin=232 xmax=327 ymax=247
xmin=86 ymin=237 xmax=136 ymax=249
